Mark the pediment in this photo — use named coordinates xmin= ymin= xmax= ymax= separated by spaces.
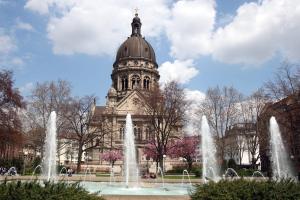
xmin=116 ymin=90 xmax=150 ymax=115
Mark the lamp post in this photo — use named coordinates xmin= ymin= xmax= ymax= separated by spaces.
xmin=23 ymin=151 xmax=28 ymax=175
xmin=163 ymin=154 xmax=166 ymax=174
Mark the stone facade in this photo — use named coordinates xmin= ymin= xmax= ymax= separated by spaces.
xmin=86 ymin=14 xmax=180 ymax=173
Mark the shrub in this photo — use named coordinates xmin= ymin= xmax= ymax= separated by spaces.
xmin=227 ymin=158 xmax=237 ymax=169
xmin=190 ymin=179 xmax=300 ymax=200
xmin=0 ymin=180 xmax=105 ymax=200
xmin=193 ymin=168 xmax=202 ymax=178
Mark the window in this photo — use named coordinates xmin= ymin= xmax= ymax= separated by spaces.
xmin=137 ymin=128 xmax=142 ymax=140
xmin=145 ymin=127 xmax=150 ymax=140
xmin=119 ymin=127 xmax=124 ymax=140
xmin=121 ymin=76 xmax=128 ymax=90
xmin=143 ymin=76 xmax=150 ymax=90
xmin=131 ymin=75 xmax=140 ymax=89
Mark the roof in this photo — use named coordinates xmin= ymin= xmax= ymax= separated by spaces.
xmin=114 ymin=14 xmax=157 ymax=66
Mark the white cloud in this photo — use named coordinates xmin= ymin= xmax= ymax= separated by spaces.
xmin=184 ymin=88 xmax=205 ymax=135
xmin=19 ymin=82 xmax=34 ymax=96
xmin=16 ymin=20 xmax=34 ymax=32
xmin=0 ymin=31 xmax=16 ymax=54
xmin=185 ymin=89 xmax=206 ymax=103
xmin=24 ymin=0 xmax=50 ymax=15
xmin=158 ymin=59 xmax=199 ymax=84
xmin=26 ymin=0 xmax=169 ymax=56
xmin=24 ymin=0 xmax=300 ymax=66
xmin=212 ymin=0 xmax=300 ymax=65
xmin=10 ymin=57 xmax=24 ymax=66
xmin=165 ymin=0 xmax=216 ymax=59
xmin=0 ymin=29 xmax=27 ymax=69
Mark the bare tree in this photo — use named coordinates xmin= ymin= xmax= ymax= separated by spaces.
xmin=145 ymin=81 xmax=188 ymax=170
xmin=199 ymin=86 xmax=242 ymax=161
xmin=264 ymin=61 xmax=300 ymax=100
xmin=62 ymin=96 xmax=110 ymax=172
xmin=26 ymin=80 xmax=71 ymax=161
xmin=239 ymin=89 xmax=268 ymax=168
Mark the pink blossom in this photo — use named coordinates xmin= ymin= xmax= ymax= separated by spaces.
xmin=101 ymin=150 xmax=122 ymax=166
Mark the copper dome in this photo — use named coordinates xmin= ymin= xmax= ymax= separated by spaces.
xmin=114 ymin=14 xmax=157 ymax=66
xmin=115 ymin=37 xmax=156 ymax=64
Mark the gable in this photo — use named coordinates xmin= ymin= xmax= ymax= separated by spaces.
xmin=116 ymin=90 xmax=151 ymax=115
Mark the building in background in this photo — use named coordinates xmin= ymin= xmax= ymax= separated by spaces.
xmin=86 ymin=13 xmax=183 ymax=173
xmin=258 ymin=92 xmax=300 ymax=175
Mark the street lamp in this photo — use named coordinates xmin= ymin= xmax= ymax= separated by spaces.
xmin=163 ymin=154 xmax=166 ymax=174
xmin=23 ymin=151 xmax=28 ymax=175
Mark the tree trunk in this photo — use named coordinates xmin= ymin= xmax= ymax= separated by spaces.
xmin=187 ymin=159 xmax=193 ymax=172
xmin=76 ymin=147 xmax=83 ymax=173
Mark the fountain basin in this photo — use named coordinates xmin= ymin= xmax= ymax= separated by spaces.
xmin=79 ymin=182 xmax=191 ymax=196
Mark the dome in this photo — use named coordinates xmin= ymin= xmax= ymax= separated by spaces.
xmin=115 ymin=37 xmax=157 ymax=65
xmin=108 ymin=86 xmax=117 ymax=97
xmin=114 ymin=13 xmax=157 ymax=66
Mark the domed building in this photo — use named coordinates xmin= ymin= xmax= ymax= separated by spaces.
xmin=87 ymin=13 xmax=175 ymax=173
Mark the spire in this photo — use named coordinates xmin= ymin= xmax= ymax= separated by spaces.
xmin=131 ymin=10 xmax=142 ymax=37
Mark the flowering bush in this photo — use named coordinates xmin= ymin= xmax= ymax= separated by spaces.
xmin=101 ymin=150 xmax=122 ymax=167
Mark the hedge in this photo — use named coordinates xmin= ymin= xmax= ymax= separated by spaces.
xmin=190 ymin=178 xmax=300 ymax=200
xmin=0 ymin=180 xmax=104 ymax=200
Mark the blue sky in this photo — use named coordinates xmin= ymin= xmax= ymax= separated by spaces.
xmin=0 ymin=0 xmax=299 ymax=105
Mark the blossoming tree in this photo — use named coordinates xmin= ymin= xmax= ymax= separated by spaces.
xmin=101 ymin=150 xmax=122 ymax=167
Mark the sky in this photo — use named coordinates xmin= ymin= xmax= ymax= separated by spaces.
xmin=0 ymin=0 xmax=299 ymax=105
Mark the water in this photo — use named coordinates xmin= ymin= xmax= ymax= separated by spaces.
xmin=83 ymin=167 xmax=92 ymax=182
xmin=252 ymin=171 xmax=266 ymax=179
xmin=224 ymin=168 xmax=239 ymax=178
xmin=6 ymin=167 xmax=18 ymax=176
xmin=42 ymin=111 xmax=57 ymax=181
xmin=59 ymin=167 xmax=67 ymax=176
xmin=181 ymin=169 xmax=192 ymax=186
xmin=109 ymin=166 xmax=115 ymax=185
xmin=31 ymin=165 xmax=43 ymax=180
xmin=269 ymin=116 xmax=294 ymax=178
xmin=79 ymin=182 xmax=189 ymax=196
xmin=124 ymin=113 xmax=139 ymax=187
xmin=156 ymin=166 xmax=165 ymax=188
xmin=201 ymin=116 xmax=219 ymax=182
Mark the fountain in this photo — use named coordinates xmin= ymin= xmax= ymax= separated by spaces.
xmin=124 ymin=113 xmax=139 ymax=187
xmin=201 ymin=116 xmax=219 ymax=182
xmin=156 ymin=166 xmax=165 ymax=188
xmin=224 ymin=168 xmax=240 ymax=178
xmin=83 ymin=167 xmax=92 ymax=182
xmin=31 ymin=165 xmax=43 ymax=180
xmin=269 ymin=116 xmax=294 ymax=178
xmin=6 ymin=167 xmax=18 ymax=176
xmin=59 ymin=167 xmax=68 ymax=176
xmin=181 ymin=170 xmax=192 ymax=186
xmin=109 ymin=166 xmax=115 ymax=185
xmin=252 ymin=171 xmax=266 ymax=179
xmin=42 ymin=111 xmax=57 ymax=181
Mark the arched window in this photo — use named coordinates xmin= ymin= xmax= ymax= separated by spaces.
xmin=131 ymin=75 xmax=140 ymax=89
xmin=134 ymin=126 xmax=137 ymax=137
xmin=137 ymin=128 xmax=142 ymax=141
xmin=143 ymin=76 xmax=150 ymax=90
xmin=145 ymin=127 xmax=150 ymax=140
xmin=121 ymin=76 xmax=128 ymax=91
xmin=119 ymin=126 xmax=124 ymax=140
